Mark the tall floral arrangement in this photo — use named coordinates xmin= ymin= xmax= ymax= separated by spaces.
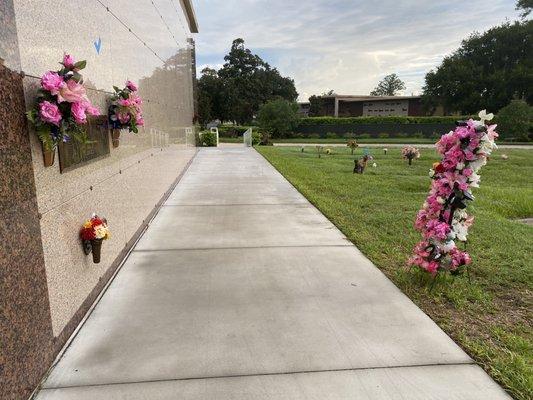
xmin=408 ymin=111 xmax=498 ymax=276
xmin=108 ymin=80 xmax=144 ymax=133
xmin=26 ymin=54 xmax=100 ymax=151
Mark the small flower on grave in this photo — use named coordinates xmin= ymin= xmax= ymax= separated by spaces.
xmin=401 ymin=146 xmax=420 ymax=165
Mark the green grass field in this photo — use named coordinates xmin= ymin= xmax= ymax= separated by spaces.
xmin=257 ymin=145 xmax=533 ymax=400
xmin=220 ymin=136 xmax=531 ymax=145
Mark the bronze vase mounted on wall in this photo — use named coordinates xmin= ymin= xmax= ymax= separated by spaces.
xmin=90 ymin=238 xmax=103 ymax=263
xmin=42 ymin=147 xmax=55 ymax=167
xmin=111 ymin=129 xmax=121 ymax=148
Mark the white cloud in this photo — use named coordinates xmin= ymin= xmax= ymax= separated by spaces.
xmin=193 ymin=0 xmax=519 ymax=100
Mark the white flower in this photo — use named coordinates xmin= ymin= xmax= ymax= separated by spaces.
xmin=372 ymin=163 xmax=377 ymax=168
xmin=455 ymin=209 xmax=467 ymax=220
xmin=456 ymin=162 xmax=465 ymax=170
xmin=469 ymin=172 xmax=481 ymax=188
xmin=441 ymin=240 xmax=456 ymax=252
xmin=437 ymin=196 xmax=445 ymax=204
xmin=478 ymin=110 xmax=494 ymax=124
xmin=429 ymin=169 xmax=435 ymax=177
xmin=479 ymin=134 xmax=497 ymax=156
xmin=94 ymin=225 xmax=108 ymax=239
xmin=469 ymin=157 xmax=487 ymax=172
xmin=452 ymin=221 xmax=469 ymax=242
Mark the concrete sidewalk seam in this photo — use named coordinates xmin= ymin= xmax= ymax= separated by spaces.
xmin=40 ymin=361 xmax=476 ymax=391
xmin=131 ymin=244 xmax=355 ymax=253
xmin=162 ymin=203 xmax=308 ymax=207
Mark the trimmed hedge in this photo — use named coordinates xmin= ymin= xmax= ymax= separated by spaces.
xmin=197 ymin=130 xmax=218 ymax=147
xmin=298 ymin=116 xmax=472 ymax=125
xmin=218 ymin=125 xmax=254 ymax=137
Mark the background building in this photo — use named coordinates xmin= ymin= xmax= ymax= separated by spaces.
xmin=297 ymin=101 xmax=311 ymax=117
xmin=0 ymin=2 xmax=198 ymax=399
xmin=309 ymin=94 xmax=444 ymax=117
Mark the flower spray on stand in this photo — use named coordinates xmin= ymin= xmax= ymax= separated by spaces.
xmin=80 ymin=214 xmax=110 ymax=263
xmin=408 ymin=111 xmax=498 ymax=279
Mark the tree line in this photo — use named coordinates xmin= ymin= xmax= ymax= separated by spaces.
xmin=197 ymin=38 xmax=297 ymax=125
xmin=198 ymin=1 xmax=532 ymax=139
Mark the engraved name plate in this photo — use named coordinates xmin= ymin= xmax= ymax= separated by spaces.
xmin=58 ymin=116 xmax=110 ymax=173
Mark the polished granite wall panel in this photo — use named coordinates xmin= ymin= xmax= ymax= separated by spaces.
xmin=13 ymin=0 xmax=197 ymax=336
xmin=0 ymin=63 xmax=55 ymax=400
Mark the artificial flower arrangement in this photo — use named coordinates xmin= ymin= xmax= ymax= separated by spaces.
xmin=347 ymin=139 xmax=359 ymax=155
xmin=80 ymin=214 xmax=110 ymax=264
xmin=401 ymin=146 xmax=420 ymax=165
xmin=408 ymin=110 xmax=498 ymax=277
xmin=108 ymin=80 xmax=144 ymax=134
xmin=354 ymin=150 xmax=373 ymax=174
xmin=26 ymin=54 xmax=100 ymax=166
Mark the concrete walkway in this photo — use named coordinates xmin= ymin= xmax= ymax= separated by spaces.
xmin=36 ymin=146 xmax=510 ymax=399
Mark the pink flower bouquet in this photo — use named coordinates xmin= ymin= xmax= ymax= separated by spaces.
xmin=401 ymin=146 xmax=420 ymax=165
xmin=408 ymin=111 xmax=498 ymax=277
xmin=26 ymin=54 xmax=100 ymax=151
xmin=108 ymin=80 xmax=144 ymax=133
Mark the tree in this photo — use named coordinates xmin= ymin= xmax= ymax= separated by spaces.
xmin=496 ymin=100 xmax=532 ymax=141
xmin=198 ymin=38 xmax=298 ymax=125
xmin=257 ymin=99 xmax=299 ymax=138
xmin=516 ymin=0 xmax=533 ymax=18
xmin=197 ymin=67 xmax=229 ymax=124
xmin=308 ymin=90 xmax=335 ymax=117
xmin=422 ymin=20 xmax=533 ymax=114
xmin=370 ymin=74 xmax=406 ymax=96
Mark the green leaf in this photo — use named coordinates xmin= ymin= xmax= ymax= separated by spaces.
xmin=26 ymin=110 xmax=36 ymax=123
xmin=71 ymin=71 xmax=83 ymax=83
xmin=74 ymin=60 xmax=87 ymax=70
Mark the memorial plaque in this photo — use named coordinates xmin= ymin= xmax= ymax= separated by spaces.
xmin=58 ymin=116 xmax=110 ymax=173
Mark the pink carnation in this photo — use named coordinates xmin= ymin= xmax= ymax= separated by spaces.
xmin=41 ymin=71 xmax=65 ymax=95
xmin=125 ymin=80 xmax=138 ymax=91
xmin=425 ymin=220 xmax=450 ymax=240
xmin=39 ymin=100 xmax=62 ymax=126
xmin=118 ymin=98 xmax=132 ymax=107
xmin=117 ymin=112 xmax=130 ymax=124
xmin=63 ymin=54 xmax=75 ymax=68
xmin=135 ymin=114 xmax=144 ymax=126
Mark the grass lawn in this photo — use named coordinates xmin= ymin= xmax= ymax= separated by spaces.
xmin=220 ymin=136 xmax=531 ymax=145
xmin=271 ymin=137 xmax=437 ymax=144
xmin=257 ymin=145 xmax=533 ymax=400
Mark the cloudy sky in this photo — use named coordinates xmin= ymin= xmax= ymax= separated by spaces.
xmin=193 ymin=0 xmax=519 ymax=101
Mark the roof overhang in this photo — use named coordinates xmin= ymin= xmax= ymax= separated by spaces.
xmin=323 ymin=95 xmax=421 ymax=101
xmin=180 ymin=0 xmax=199 ymax=33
